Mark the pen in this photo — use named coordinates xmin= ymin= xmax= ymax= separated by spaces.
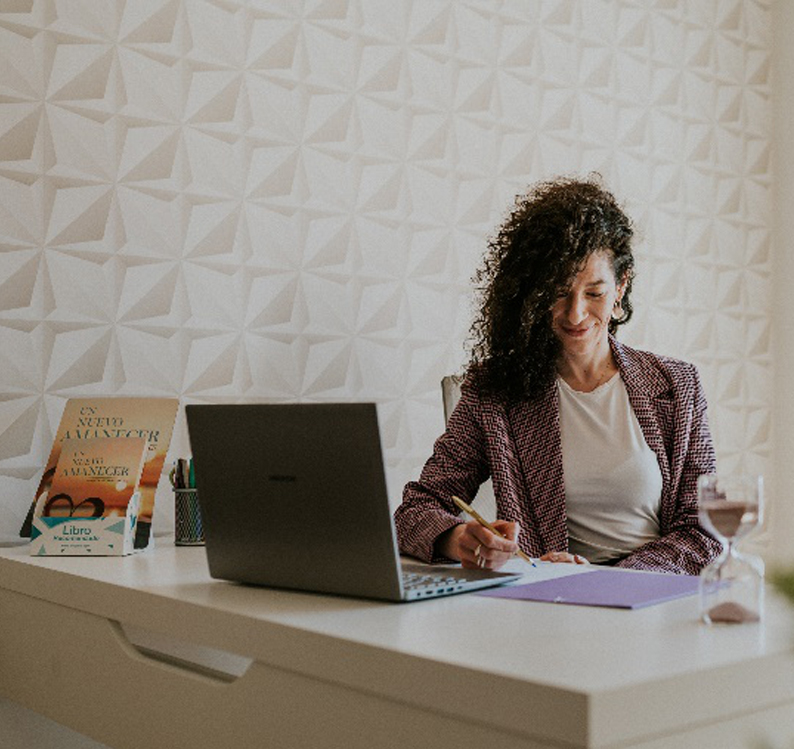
xmin=451 ymin=495 xmax=537 ymax=567
xmin=169 ymin=460 xmax=182 ymax=489
xmin=169 ymin=458 xmax=189 ymax=489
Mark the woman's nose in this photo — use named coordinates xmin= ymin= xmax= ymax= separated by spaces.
xmin=565 ymin=295 xmax=587 ymax=323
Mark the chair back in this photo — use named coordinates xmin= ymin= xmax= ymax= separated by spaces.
xmin=440 ymin=374 xmax=465 ymax=422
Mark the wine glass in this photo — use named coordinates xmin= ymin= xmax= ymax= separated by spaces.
xmin=697 ymin=473 xmax=764 ymax=625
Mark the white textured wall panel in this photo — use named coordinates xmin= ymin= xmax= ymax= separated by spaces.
xmin=0 ymin=0 xmax=773 ymax=549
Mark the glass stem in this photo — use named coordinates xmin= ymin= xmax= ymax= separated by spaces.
xmin=723 ymin=540 xmax=735 ymax=577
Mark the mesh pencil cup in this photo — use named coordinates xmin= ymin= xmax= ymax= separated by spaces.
xmin=174 ymin=488 xmax=204 ymax=546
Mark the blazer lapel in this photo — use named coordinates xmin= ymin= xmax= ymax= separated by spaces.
xmin=611 ymin=337 xmax=674 ymax=515
xmin=507 ymin=382 xmax=568 ymax=553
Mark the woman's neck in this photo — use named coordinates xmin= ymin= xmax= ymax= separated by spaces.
xmin=557 ymin=339 xmax=616 ymax=393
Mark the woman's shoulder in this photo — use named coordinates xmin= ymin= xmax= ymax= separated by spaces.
xmin=455 ymin=365 xmax=488 ymax=403
xmin=612 ymin=338 xmax=702 ymax=389
xmin=455 ymin=365 xmax=516 ymax=410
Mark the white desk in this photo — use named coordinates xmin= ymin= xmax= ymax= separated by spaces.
xmin=1 ymin=543 xmax=794 ymax=749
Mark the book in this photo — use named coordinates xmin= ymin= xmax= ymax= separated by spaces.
xmin=21 ymin=397 xmax=179 ymax=548
xmin=30 ymin=436 xmax=149 ymax=555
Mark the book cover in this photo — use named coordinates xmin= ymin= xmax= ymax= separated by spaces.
xmin=31 ymin=436 xmax=148 ymax=556
xmin=22 ymin=397 xmax=179 ymax=548
xmin=43 ymin=436 xmax=148 ymax=518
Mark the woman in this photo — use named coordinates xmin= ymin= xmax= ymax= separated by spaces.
xmin=394 ymin=176 xmax=720 ymax=575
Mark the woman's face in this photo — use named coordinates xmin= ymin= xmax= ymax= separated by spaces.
xmin=550 ymin=250 xmax=625 ymax=359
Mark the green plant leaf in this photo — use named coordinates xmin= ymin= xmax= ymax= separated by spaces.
xmin=769 ymin=568 xmax=794 ymax=606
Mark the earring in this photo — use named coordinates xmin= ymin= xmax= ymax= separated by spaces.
xmin=612 ymin=300 xmax=623 ymax=321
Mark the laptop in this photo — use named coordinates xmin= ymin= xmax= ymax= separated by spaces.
xmin=185 ymin=403 xmax=521 ymax=602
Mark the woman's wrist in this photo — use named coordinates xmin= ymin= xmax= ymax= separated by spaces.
xmin=434 ymin=524 xmax=464 ymax=560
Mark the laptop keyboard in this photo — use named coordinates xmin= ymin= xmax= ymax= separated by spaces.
xmin=402 ymin=570 xmax=470 ymax=593
xmin=399 ymin=561 xmax=521 ymax=600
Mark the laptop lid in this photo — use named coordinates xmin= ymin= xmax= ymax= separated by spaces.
xmin=185 ymin=403 xmax=406 ymax=600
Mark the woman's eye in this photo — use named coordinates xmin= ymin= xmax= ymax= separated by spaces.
xmin=587 ymin=292 xmax=605 ymax=299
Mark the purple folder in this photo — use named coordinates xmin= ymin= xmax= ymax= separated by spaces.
xmin=477 ymin=568 xmax=700 ymax=609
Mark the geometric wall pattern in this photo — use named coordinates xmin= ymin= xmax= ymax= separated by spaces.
xmin=0 ymin=0 xmax=773 ymax=549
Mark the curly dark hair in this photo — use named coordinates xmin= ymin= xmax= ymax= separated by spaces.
xmin=467 ymin=175 xmax=635 ymax=401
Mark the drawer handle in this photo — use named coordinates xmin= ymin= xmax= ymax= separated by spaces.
xmin=110 ymin=621 xmax=253 ymax=684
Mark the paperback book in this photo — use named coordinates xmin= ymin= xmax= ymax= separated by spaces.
xmin=21 ymin=397 xmax=179 ymax=548
xmin=30 ymin=436 xmax=148 ymax=556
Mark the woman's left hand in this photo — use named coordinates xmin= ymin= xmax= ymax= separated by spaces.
xmin=540 ymin=551 xmax=589 ymax=565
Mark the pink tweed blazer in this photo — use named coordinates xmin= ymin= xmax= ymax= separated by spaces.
xmin=394 ymin=337 xmax=720 ymax=575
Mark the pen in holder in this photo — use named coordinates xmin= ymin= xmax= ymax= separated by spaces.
xmin=170 ymin=458 xmax=204 ymax=546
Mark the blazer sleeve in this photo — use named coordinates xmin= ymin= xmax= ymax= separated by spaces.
xmin=393 ymin=381 xmax=491 ymax=563
xmin=615 ymin=367 xmax=721 ymax=575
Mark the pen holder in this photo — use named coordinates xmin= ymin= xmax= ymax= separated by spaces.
xmin=174 ymin=488 xmax=204 ymax=546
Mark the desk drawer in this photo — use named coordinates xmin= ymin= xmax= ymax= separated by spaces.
xmin=0 ymin=588 xmax=551 ymax=749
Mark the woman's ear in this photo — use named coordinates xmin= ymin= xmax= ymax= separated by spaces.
xmin=616 ymin=273 xmax=628 ymax=302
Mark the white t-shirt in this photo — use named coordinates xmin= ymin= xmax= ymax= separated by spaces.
xmin=557 ymin=373 xmax=663 ymax=564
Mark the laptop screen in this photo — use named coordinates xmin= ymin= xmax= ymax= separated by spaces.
xmin=186 ymin=403 xmax=405 ymax=599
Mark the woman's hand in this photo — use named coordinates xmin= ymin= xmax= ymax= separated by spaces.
xmin=436 ymin=520 xmax=520 ymax=571
xmin=540 ymin=551 xmax=589 ymax=565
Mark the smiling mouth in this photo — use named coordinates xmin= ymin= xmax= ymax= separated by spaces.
xmin=562 ymin=326 xmax=591 ymax=336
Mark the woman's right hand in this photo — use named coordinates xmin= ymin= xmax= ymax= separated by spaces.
xmin=436 ymin=520 xmax=520 ymax=571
